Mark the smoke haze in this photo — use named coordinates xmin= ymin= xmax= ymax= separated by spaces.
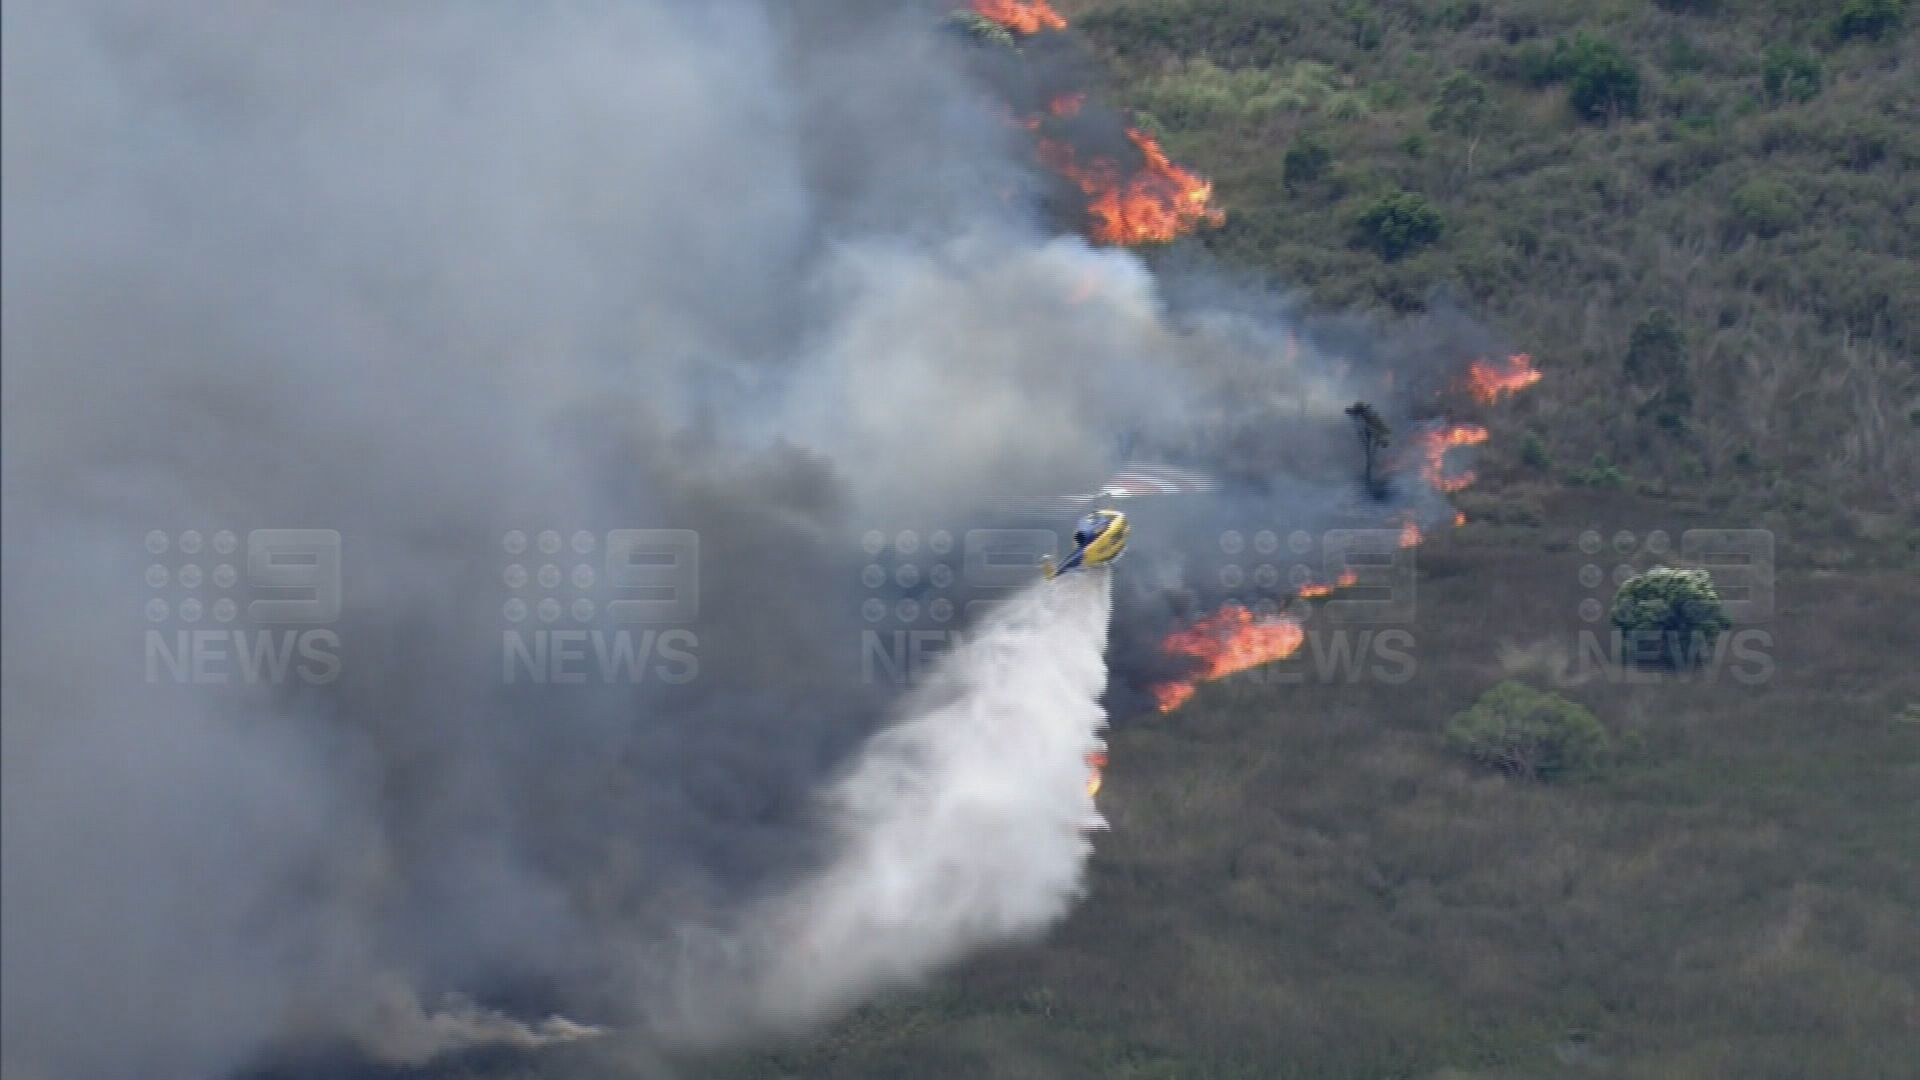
xmin=2 ymin=2 xmax=1491 ymax=1077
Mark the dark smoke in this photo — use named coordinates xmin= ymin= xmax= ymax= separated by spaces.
xmin=2 ymin=3 xmax=1508 ymax=1078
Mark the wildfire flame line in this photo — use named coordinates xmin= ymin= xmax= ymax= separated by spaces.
xmin=1298 ymin=568 xmax=1359 ymax=599
xmin=1150 ymin=356 xmax=1539 ymax=715
xmin=971 ymin=0 xmax=1066 ymax=34
xmin=975 ymin=1 xmax=1223 ymax=246
xmin=1150 ymin=605 xmax=1305 ymax=713
xmin=1420 ymin=423 xmax=1489 ymax=494
xmin=1464 ymin=353 xmax=1542 ymax=404
xmin=1038 ymin=129 xmax=1225 ymax=246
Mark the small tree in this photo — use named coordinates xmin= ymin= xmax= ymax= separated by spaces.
xmin=1762 ymin=45 xmax=1823 ymax=104
xmin=1833 ymin=0 xmax=1906 ymax=41
xmin=1729 ymin=177 xmax=1802 ymax=238
xmin=1557 ymin=35 xmax=1642 ymax=121
xmin=946 ymin=11 xmax=1015 ymax=49
xmin=1430 ymin=72 xmax=1493 ymax=171
xmin=1352 ymin=191 xmax=1444 ymax=259
xmin=1625 ymin=309 xmax=1694 ymax=433
xmin=1283 ymin=135 xmax=1332 ymax=190
xmin=1430 ymin=72 xmax=1491 ymax=135
xmin=1625 ymin=310 xmax=1686 ymax=384
xmin=1447 ymin=681 xmax=1608 ymax=781
xmin=1610 ymin=566 xmax=1731 ymax=667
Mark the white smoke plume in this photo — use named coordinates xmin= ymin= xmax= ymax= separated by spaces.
xmin=2 ymin=2 xmax=1494 ymax=1076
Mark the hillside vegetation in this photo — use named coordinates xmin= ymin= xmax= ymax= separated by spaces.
xmin=690 ymin=4 xmax=1919 ymax=1077
xmin=1068 ymin=0 xmax=1917 ymax=556
xmin=373 ymin=4 xmax=1919 ymax=1078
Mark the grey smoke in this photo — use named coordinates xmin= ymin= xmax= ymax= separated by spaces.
xmin=2 ymin=2 xmax=1483 ymax=1077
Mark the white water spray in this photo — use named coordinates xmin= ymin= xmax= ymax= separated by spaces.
xmin=744 ymin=568 xmax=1113 ymax=1028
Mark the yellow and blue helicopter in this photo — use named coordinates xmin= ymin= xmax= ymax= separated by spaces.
xmin=1041 ymin=508 xmax=1131 ymax=578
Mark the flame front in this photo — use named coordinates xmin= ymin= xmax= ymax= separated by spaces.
xmin=1464 ymin=353 xmax=1542 ymax=404
xmin=1297 ymin=568 xmax=1358 ymax=599
xmin=971 ymin=0 xmax=1066 ymax=34
xmin=1085 ymin=749 xmax=1108 ymax=798
xmin=1151 ymin=604 xmax=1306 ymax=712
xmin=1420 ymin=423 xmax=1489 ymax=494
xmin=1039 ymin=128 xmax=1225 ymax=246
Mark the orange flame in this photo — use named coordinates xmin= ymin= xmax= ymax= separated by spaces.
xmin=972 ymin=0 xmax=1066 ymax=34
xmin=1454 ymin=511 xmax=1467 ymax=527
xmin=1038 ymin=128 xmax=1225 ymax=246
xmin=1049 ymin=92 xmax=1086 ymax=119
xmin=1464 ymin=353 xmax=1542 ymax=404
xmin=1420 ymin=423 xmax=1489 ymax=494
xmin=1400 ymin=520 xmax=1423 ymax=548
xmin=1150 ymin=604 xmax=1305 ymax=712
xmin=1085 ymin=749 xmax=1108 ymax=798
xmin=1297 ymin=568 xmax=1358 ymax=599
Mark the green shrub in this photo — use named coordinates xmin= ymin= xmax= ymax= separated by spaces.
xmin=1523 ymin=34 xmax=1641 ymax=120
xmin=1569 ymin=453 xmax=1627 ymax=489
xmin=1351 ymin=191 xmax=1444 ymax=259
xmin=1663 ymin=34 xmax=1712 ymax=72
xmin=1728 ymin=177 xmax=1802 ymax=238
xmin=1511 ymin=34 xmax=1643 ymax=119
xmin=1283 ymin=134 xmax=1332 ymax=189
xmin=1134 ymin=59 xmax=1351 ymax=130
xmin=1762 ymin=45 xmax=1823 ymax=103
xmin=1446 ymin=681 xmax=1609 ymax=781
xmin=1520 ymin=432 xmax=1552 ymax=470
xmin=1429 ymin=72 xmax=1492 ymax=136
xmin=1624 ymin=310 xmax=1692 ymax=432
xmin=1346 ymin=1 xmax=1383 ymax=49
xmin=1080 ymin=3 xmax=1301 ymax=66
xmin=1610 ymin=566 xmax=1732 ymax=667
xmin=1626 ymin=310 xmax=1686 ymax=385
xmin=946 ymin=11 xmax=1015 ymax=50
xmin=1563 ymin=36 xmax=1642 ymax=121
xmin=1436 ymin=0 xmax=1484 ymax=30
xmin=1834 ymin=120 xmax=1892 ymax=169
xmin=1833 ymin=0 xmax=1906 ymax=40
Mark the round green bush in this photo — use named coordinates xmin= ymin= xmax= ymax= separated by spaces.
xmin=1352 ymin=191 xmax=1444 ymax=260
xmin=1446 ymin=680 xmax=1608 ymax=781
xmin=1610 ymin=566 xmax=1731 ymax=667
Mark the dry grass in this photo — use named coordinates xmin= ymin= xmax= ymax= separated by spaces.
xmin=692 ymin=492 xmax=1920 ymax=1079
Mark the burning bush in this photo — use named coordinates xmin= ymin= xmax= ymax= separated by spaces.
xmin=1610 ymin=566 xmax=1731 ymax=668
xmin=1446 ymin=680 xmax=1608 ymax=781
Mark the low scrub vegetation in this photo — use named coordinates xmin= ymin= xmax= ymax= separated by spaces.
xmin=1445 ymin=678 xmax=1608 ymax=780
